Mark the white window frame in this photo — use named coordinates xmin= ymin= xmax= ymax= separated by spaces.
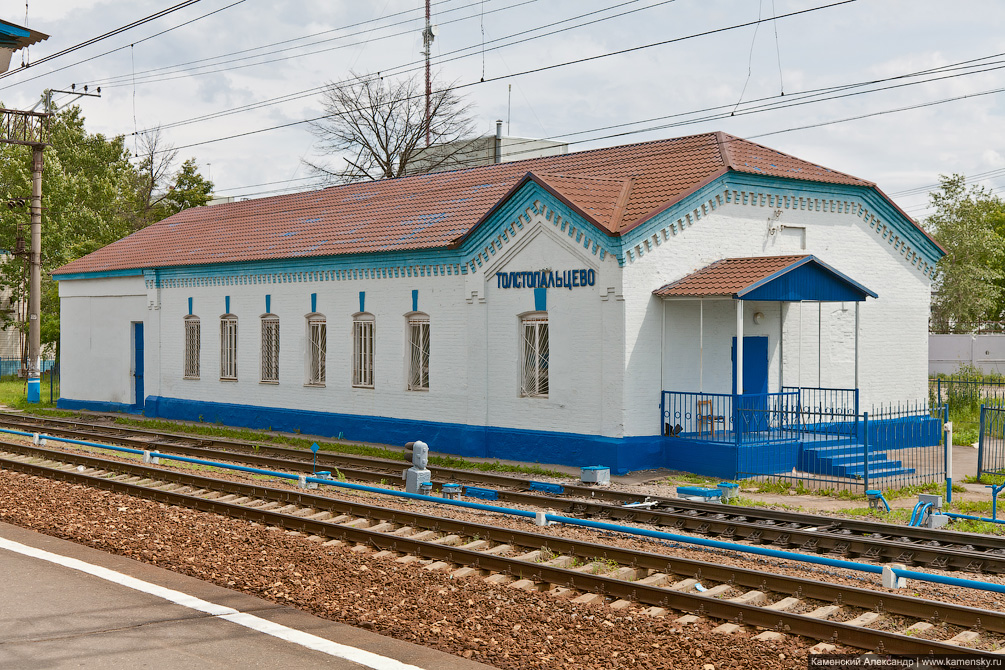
xmin=352 ymin=313 xmax=375 ymax=388
xmin=307 ymin=314 xmax=326 ymax=386
xmin=220 ymin=315 xmax=238 ymax=381
xmin=184 ymin=316 xmax=200 ymax=379
xmin=406 ymin=313 xmax=429 ymax=391
xmin=520 ymin=313 xmax=549 ymax=398
xmin=260 ymin=314 xmax=280 ymax=383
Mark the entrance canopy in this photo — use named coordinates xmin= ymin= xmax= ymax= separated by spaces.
xmin=652 ymin=255 xmax=877 ymax=302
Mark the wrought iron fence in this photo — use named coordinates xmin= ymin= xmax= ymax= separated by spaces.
xmin=735 ymin=401 xmax=945 ymax=492
xmin=930 ymin=377 xmax=1005 ymax=410
xmin=978 ymin=403 xmax=1005 ymax=480
xmin=782 ymin=385 xmax=859 ymax=430
xmin=661 ymin=390 xmax=799 ymax=445
xmin=663 ymin=387 xmax=946 ymax=492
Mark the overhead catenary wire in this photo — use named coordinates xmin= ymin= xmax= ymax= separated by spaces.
xmin=152 ymin=0 xmax=857 ymax=155
xmin=0 ymin=0 xmax=206 ymax=81
xmin=0 ymin=0 xmax=458 ymax=92
xmin=100 ymin=0 xmax=658 ymax=91
xmin=136 ymin=0 xmax=666 ymax=134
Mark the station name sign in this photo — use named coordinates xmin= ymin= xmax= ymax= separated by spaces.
xmin=496 ymin=269 xmax=596 ymax=290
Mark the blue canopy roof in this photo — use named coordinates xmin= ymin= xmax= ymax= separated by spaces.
xmin=654 ymin=255 xmax=878 ymax=302
xmin=0 ymin=19 xmax=48 ymax=50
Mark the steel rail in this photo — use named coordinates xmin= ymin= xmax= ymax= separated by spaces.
xmin=0 ymin=443 xmax=998 ymax=655
xmin=5 ymin=413 xmax=1005 ymax=573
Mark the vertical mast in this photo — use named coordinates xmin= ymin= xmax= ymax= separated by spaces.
xmin=423 ymin=0 xmax=433 ymax=146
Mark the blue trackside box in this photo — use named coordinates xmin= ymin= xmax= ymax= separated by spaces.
xmin=581 ymin=466 xmax=610 ymax=484
xmin=463 ymin=486 xmax=499 ymax=501
xmin=676 ymin=486 xmax=721 ymax=501
xmin=529 ymin=481 xmax=565 ymax=495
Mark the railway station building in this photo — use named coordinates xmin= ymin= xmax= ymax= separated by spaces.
xmin=54 ymin=132 xmax=945 ymax=477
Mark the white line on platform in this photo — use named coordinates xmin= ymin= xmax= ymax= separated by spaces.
xmin=0 ymin=535 xmax=426 ymax=670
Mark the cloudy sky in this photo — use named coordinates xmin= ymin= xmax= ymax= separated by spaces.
xmin=3 ymin=0 xmax=1004 ymax=218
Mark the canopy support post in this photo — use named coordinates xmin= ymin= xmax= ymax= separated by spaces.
xmin=736 ymin=299 xmax=744 ymax=395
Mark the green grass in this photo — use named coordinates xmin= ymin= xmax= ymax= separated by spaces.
xmin=0 ymin=376 xmax=61 ymax=410
xmin=965 ymin=473 xmax=1005 ymax=486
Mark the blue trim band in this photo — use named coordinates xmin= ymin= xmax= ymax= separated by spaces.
xmin=534 ymin=287 xmax=547 ymax=312
xmin=53 ymin=268 xmax=145 ymax=281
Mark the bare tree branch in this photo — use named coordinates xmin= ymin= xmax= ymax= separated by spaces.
xmin=305 ymin=71 xmax=475 ymax=184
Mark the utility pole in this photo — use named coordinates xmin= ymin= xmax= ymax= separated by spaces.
xmin=0 ymin=19 xmax=50 ymax=402
xmin=420 ymin=0 xmax=437 ymax=147
xmin=0 ymin=108 xmax=50 ymax=402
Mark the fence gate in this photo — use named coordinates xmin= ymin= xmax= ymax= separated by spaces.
xmin=979 ymin=404 xmax=1005 ymax=479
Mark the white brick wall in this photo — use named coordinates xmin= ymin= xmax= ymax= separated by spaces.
xmin=59 ymin=275 xmax=147 ymax=405
xmin=624 ymin=186 xmax=932 ymax=437
xmin=58 ymin=182 xmax=933 ymax=444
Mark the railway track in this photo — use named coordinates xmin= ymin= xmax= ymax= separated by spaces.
xmin=1 ymin=439 xmax=1003 ymax=655
xmin=4 ymin=411 xmax=1005 ymax=576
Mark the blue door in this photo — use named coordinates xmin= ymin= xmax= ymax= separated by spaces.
xmin=732 ymin=336 xmax=769 ymax=434
xmin=133 ymin=322 xmax=144 ymax=409
xmin=731 ymin=336 xmax=769 ymax=395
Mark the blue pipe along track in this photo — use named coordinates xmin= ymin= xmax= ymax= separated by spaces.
xmin=8 ymin=427 xmax=1005 ymax=595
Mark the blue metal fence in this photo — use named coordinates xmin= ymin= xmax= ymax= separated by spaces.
xmin=978 ymin=403 xmax=1005 ymax=480
xmin=662 ymin=387 xmax=945 ymax=491
xmin=930 ymin=377 xmax=1005 ymax=410
xmin=661 ymin=390 xmax=799 ymax=445
xmin=0 ymin=358 xmax=56 ymax=379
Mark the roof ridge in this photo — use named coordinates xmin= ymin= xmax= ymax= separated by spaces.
xmin=715 ymin=131 xmax=736 ymax=170
xmin=724 ymin=134 xmax=874 ymax=187
xmin=609 ymin=177 xmax=635 ymax=232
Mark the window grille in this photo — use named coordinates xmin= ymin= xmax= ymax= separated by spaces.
xmin=353 ymin=315 xmax=374 ymax=388
xmin=220 ymin=316 xmax=238 ymax=380
xmin=521 ymin=315 xmax=549 ymax=397
xmin=308 ymin=316 xmax=326 ymax=385
xmin=184 ymin=317 xmax=200 ymax=379
xmin=407 ymin=315 xmax=429 ymax=391
xmin=261 ymin=316 xmax=279 ymax=382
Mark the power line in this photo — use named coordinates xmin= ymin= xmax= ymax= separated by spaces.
xmin=85 ymin=0 xmax=505 ymax=88
xmin=137 ymin=0 xmax=661 ymax=134
xmin=0 ymin=0 xmax=205 ymax=81
xmin=108 ymin=0 xmax=648 ymax=91
xmin=156 ymin=0 xmax=856 ymax=153
xmin=0 ymin=0 xmax=468 ymax=93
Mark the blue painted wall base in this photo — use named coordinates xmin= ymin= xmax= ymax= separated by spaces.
xmin=26 ymin=378 xmax=39 ymax=403
xmin=59 ymin=395 xmax=666 ymax=475
xmin=57 ymin=398 xmax=146 ymax=415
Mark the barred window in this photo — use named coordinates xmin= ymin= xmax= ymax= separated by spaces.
xmin=220 ymin=315 xmax=238 ymax=380
xmin=406 ymin=314 xmax=429 ymax=391
xmin=307 ymin=315 xmax=326 ymax=386
xmin=184 ymin=316 xmax=200 ymax=379
xmin=520 ymin=314 xmax=549 ymax=397
xmin=260 ymin=315 xmax=279 ymax=383
xmin=352 ymin=313 xmax=374 ymax=388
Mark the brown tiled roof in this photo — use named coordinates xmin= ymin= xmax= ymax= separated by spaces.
xmin=653 ymin=255 xmax=811 ymax=297
xmin=55 ymin=132 xmax=876 ymax=276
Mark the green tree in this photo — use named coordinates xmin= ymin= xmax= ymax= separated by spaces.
xmin=927 ymin=174 xmax=1005 ymax=331
xmin=161 ymin=158 xmax=214 ymax=215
